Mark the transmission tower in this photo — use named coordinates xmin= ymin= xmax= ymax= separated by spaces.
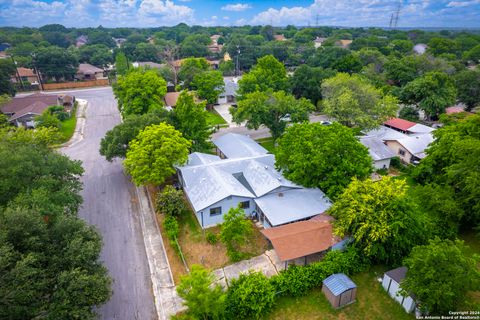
xmin=390 ymin=1 xmax=402 ymax=29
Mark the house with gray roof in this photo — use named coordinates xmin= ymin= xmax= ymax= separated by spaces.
xmin=177 ymin=133 xmax=331 ymax=228
xmin=217 ymin=77 xmax=239 ymax=105
xmin=359 ymin=136 xmax=396 ymax=170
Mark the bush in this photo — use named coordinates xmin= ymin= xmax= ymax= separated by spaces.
xmin=163 ymin=215 xmax=179 ymax=247
xmin=156 ymin=185 xmax=186 ymax=217
xmin=206 ymin=231 xmax=218 ymax=245
xmin=220 ymin=206 xmax=253 ymax=262
xmin=55 ymin=111 xmax=70 ymax=121
xmin=225 ymin=271 xmax=276 ymax=319
xmin=390 ymin=156 xmax=401 ymax=169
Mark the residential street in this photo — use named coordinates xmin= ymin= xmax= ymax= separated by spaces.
xmin=60 ymin=87 xmax=157 ymax=320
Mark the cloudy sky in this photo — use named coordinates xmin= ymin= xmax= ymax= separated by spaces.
xmin=0 ymin=0 xmax=479 ymax=28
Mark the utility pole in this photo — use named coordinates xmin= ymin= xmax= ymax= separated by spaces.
xmin=31 ymin=53 xmax=43 ymax=91
xmin=235 ymin=45 xmax=240 ymax=77
xmin=11 ymin=56 xmax=25 ymax=91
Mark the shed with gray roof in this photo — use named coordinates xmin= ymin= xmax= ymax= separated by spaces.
xmin=322 ymin=273 xmax=357 ymax=308
xmin=382 ymin=267 xmax=416 ymax=313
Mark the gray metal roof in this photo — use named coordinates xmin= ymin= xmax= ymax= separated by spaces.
xmin=323 ymin=273 xmax=357 ymax=296
xmin=186 ymin=152 xmax=221 ymax=166
xmin=359 ymin=137 xmax=396 ymax=161
xmin=408 ymin=123 xmax=434 ymax=134
xmin=396 ymin=133 xmax=433 ymax=158
xmin=213 ymin=133 xmax=269 ymax=158
xmin=364 ymin=126 xmax=408 ymax=141
xmin=223 ymin=78 xmax=239 ymax=96
xmin=254 ymin=188 xmax=331 ymax=227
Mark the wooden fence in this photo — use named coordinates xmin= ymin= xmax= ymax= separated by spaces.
xmin=42 ymin=79 xmax=110 ymax=90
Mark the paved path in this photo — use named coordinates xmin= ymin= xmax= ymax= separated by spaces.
xmin=61 ymin=87 xmax=157 ymax=320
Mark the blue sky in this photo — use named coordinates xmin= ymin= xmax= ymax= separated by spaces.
xmin=0 ymin=0 xmax=479 ymax=28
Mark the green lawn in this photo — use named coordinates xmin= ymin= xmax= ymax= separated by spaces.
xmin=265 ymin=266 xmax=414 ymax=320
xmin=256 ymin=137 xmax=276 ymax=153
xmin=206 ymin=109 xmax=227 ymax=126
xmin=59 ymin=113 xmax=77 ymax=142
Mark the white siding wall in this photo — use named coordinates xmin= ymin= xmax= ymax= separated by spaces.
xmin=385 ymin=141 xmax=413 ymax=164
xmin=196 ymin=196 xmax=255 ymax=228
xmin=382 ymin=274 xmax=415 ymax=313
xmin=217 ymin=95 xmax=227 ymax=104
xmin=374 ymin=158 xmax=391 ymax=170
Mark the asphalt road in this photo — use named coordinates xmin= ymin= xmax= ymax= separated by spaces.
xmin=61 ymin=87 xmax=156 ymax=320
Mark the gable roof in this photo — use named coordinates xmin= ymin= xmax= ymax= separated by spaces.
xmin=384 ymin=117 xmax=417 ymax=131
xmin=364 ymin=126 xmax=409 ymax=141
xmin=213 ymin=133 xmax=269 ymax=158
xmin=1 ymin=93 xmax=58 ymax=115
xmin=17 ymin=67 xmax=36 ymax=77
xmin=78 ymin=63 xmax=103 ymax=74
xmin=323 ymin=273 xmax=357 ymax=296
xmin=396 ymin=133 xmax=434 ymax=158
xmin=385 ymin=266 xmax=407 ymax=283
xmin=408 ymin=123 xmax=434 ymax=134
xmin=8 ymin=101 xmax=49 ymax=122
xmin=187 ymin=152 xmax=222 ymax=166
xmin=254 ymin=188 xmax=331 ymax=227
xmin=261 ymin=219 xmax=336 ymax=261
xmin=360 ymin=136 xmax=396 ymax=161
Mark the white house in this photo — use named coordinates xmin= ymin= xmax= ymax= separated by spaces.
xmin=177 ymin=133 xmax=331 ymax=228
xmin=217 ymin=77 xmax=239 ymax=105
xmin=382 ymin=266 xmax=416 ymax=313
xmin=359 ymin=136 xmax=396 ymax=170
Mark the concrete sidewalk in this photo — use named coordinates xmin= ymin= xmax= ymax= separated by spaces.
xmin=135 ymin=186 xmax=185 ymax=319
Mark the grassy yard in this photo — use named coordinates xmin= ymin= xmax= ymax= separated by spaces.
xmin=58 ymin=112 xmax=77 ymax=142
xmin=206 ymin=109 xmax=227 ymax=126
xmin=256 ymin=137 xmax=276 ymax=153
xmin=265 ymin=266 xmax=414 ymax=320
xmin=459 ymin=230 xmax=480 ymax=310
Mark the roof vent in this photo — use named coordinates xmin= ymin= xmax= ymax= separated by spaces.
xmin=278 ymin=192 xmax=284 ymax=197
xmin=264 ymin=166 xmax=268 ymax=170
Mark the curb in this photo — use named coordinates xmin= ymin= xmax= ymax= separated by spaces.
xmin=60 ymin=99 xmax=87 ymax=148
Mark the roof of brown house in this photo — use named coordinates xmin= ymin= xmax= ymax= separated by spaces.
xmin=261 ymin=218 xmax=337 ymax=261
xmin=8 ymin=101 xmax=50 ymax=121
xmin=338 ymin=39 xmax=353 ymax=47
xmin=17 ymin=67 xmax=36 ymax=77
xmin=384 ymin=117 xmax=416 ymax=131
xmin=77 ymin=63 xmax=103 ymax=74
xmin=274 ymin=34 xmax=287 ymax=41
xmin=1 ymin=93 xmax=58 ymax=114
xmin=164 ymin=92 xmax=181 ymax=107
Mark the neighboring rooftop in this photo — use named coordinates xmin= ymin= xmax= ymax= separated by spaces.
xmin=384 ymin=117 xmax=417 ymax=132
xmin=261 ymin=219 xmax=336 ymax=261
xmin=8 ymin=101 xmax=49 ymax=122
xmin=77 ymin=63 xmax=103 ymax=74
xmin=213 ymin=133 xmax=269 ymax=158
xmin=133 ymin=61 xmax=166 ymax=69
xmin=323 ymin=273 xmax=357 ymax=296
xmin=396 ymin=133 xmax=434 ymax=159
xmin=164 ymin=92 xmax=181 ymax=107
xmin=359 ymin=136 xmax=396 ymax=161
xmin=364 ymin=126 xmax=409 ymax=141
xmin=1 ymin=93 xmax=58 ymax=115
xmin=16 ymin=67 xmax=36 ymax=77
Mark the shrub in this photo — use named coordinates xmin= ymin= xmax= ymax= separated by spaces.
xmin=390 ymin=156 xmax=401 ymax=168
xmin=225 ymin=271 xmax=276 ymax=319
xmin=206 ymin=231 xmax=218 ymax=245
xmin=55 ymin=111 xmax=70 ymax=121
xmin=163 ymin=215 xmax=179 ymax=247
xmin=220 ymin=206 xmax=253 ymax=262
xmin=156 ymin=185 xmax=186 ymax=217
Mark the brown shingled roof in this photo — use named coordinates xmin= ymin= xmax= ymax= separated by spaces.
xmin=17 ymin=67 xmax=36 ymax=77
xmin=1 ymin=93 xmax=58 ymax=114
xmin=261 ymin=218 xmax=337 ymax=261
xmin=8 ymin=101 xmax=50 ymax=121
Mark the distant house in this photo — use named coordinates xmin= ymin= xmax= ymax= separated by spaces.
xmin=336 ymin=39 xmax=353 ymax=49
xmin=10 ymin=68 xmax=39 ymax=85
xmin=172 ymin=58 xmax=219 ymax=71
xmin=113 ymin=37 xmax=126 ymax=48
xmin=164 ymin=92 xmax=181 ymax=108
xmin=413 ymin=43 xmax=427 ymax=55
xmin=217 ymin=77 xmax=239 ymax=105
xmin=359 ymin=136 xmax=396 ymax=170
xmin=322 ymin=273 xmax=357 ymax=308
xmin=76 ymin=35 xmax=88 ymax=48
xmin=314 ymin=37 xmax=327 ymax=48
xmin=365 ymin=118 xmax=435 ymax=164
xmin=177 ymin=133 xmax=332 ymax=229
xmin=382 ymin=267 xmax=416 ymax=313
xmin=274 ymin=34 xmax=287 ymax=41
xmin=76 ymin=63 xmax=105 ymax=80
xmin=1 ymin=93 xmax=74 ymax=128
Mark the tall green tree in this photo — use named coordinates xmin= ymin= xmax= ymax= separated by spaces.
xmin=33 ymin=46 xmax=78 ymax=82
xmin=321 ymin=73 xmax=398 ymax=130
xmin=79 ymin=44 xmax=113 ymax=68
xmin=454 ymin=69 xmax=480 ymax=110
xmin=238 ymin=55 xmax=288 ymax=97
xmin=124 ymin=123 xmax=191 ymax=186
xmin=289 ymin=65 xmax=336 ymax=105
xmin=0 ymin=59 xmax=17 ymax=96
xmin=176 ymin=265 xmax=226 ymax=320
xmin=178 ymin=57 xmax=210 ymax=89
xmin=171 ymin=91 xmax=211 ymax=152
xmin=220 ymin=206 xmax=253 ymax=262
xmin=232 ymin=90 xmax=314 ymax=141
xmin=155 ymin=185 xmax=186 ymax=217
xmin=330 ymin=177 xmax=430 ymax=264
xmin=99 ymin=110 xmax=170 ymax=161
xmin=191 ymin=70 xmax=224 ymax=105
xmin=115 ymin=52 xmax=130 ymax=76
xmin=275 ymin=123 xmax=372 ymax=199
xmin=113 ymin=69 xmax=167 ymax=117
xmin=401 ymin=238 xmax=480 ymax=315
xmin=401 ymin=71 xmax=457 ymax=120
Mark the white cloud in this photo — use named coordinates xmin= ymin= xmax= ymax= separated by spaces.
xmin=447 ymin=0 xmax=480 ymax=7
xmin=221 ymin=3 xmax=251 ymax=11
xmin=138 ymin=0 xmax=194 ymax=25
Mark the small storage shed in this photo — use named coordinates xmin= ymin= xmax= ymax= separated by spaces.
xmin=322 ymin=273 xmax=357 ymax=308
xmin=382 ymin=266 xmax=416 ymax=313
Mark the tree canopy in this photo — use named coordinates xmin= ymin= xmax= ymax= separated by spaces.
xmin=330 ymin=177 xmax=430 ymax=264
xmin=124 ymin=123 xmax=191 ymax=186
xmin=454 ymin=69 xmax=480 ymax=110
xmin=238 ymin=55 xmax=289 ymax=96
xmin=289 ymin=65 xmax=336 ymax=105
xmin=232 ymin=90 xmax=314 ymax=141
xmin=33 ymin=46 xmax=78 ymax=82
xmin=191 ymin=70 xmax=224 ymax=105
xmin=401 ymin=238 xmax=480 ymax=315
xmin=220 ymin=206 xmax=253 ymax=262
xmin=321 ymin=73 xmax=398 ymax=130
xmin=113 ymin=69 xmax=167 ymax=118
xmin=178 ymin=57 xmax=210 ymax=89
xmin=275 ymin=123 xmax=372 ymax=198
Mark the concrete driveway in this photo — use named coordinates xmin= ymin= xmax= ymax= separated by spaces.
xmin=60 ymin=87 xmax=157 ymax=320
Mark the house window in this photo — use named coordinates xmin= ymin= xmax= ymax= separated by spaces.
xmin=239 ymin=201 xmax=250 ymax=209
xmin=398 ymin=149 xmax=406 ymax=156
xmin=210 ymin=207 xmax=222 ymax=216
